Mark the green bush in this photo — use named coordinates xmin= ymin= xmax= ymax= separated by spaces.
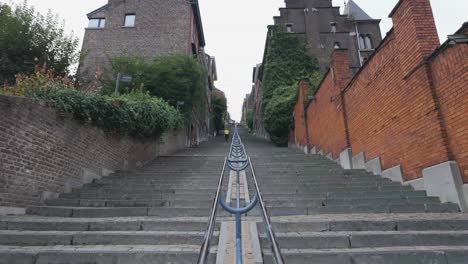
xmin=27 ymin=89 xmax=183 ymax=138
xmin=246 ymin=110 xmax=254 ymax=131
xmin=263 ymin=85 xmax=297 ymax=146
xmin=102 ymin=54 xmax=207 ymax=120
xmin=212 ymin=95 xmax=227 ymax=132
xmin=0 ymin=2 xmax=79 ymax=85
xmin=261 ymin=26 xmax=320 ymax=146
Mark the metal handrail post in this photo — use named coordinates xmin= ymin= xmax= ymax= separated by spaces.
xmin=235 ymin=168 xmax=242 ymax=264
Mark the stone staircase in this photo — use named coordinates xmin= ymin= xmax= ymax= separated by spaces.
xmin=0 ymin=137 xmax=230 ymax=264
xmin=240 ymin=131 xmax=468 ymax=264
xmin=2 ymin=128 xmax=468 ymax=263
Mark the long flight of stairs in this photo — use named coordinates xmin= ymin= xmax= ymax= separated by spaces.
xmin=240 ymin=131 xmax=468 ymax=264
xmin=0 ymin=138 xmax=230 ymax=264
xmin=2 ymin=128 xmax=468 ymax=263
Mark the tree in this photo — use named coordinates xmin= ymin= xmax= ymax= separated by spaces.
xmin=246 ymin=110 xmax=254 ymax=131
xmin=0 ymin=2 xmax=79 ymax=85
xmin=212 ymin=94 xmax=227 ymax=132
xmin=103 ymin=54 xmax=208 ymax=121
xmin=263 ymin=85 xmax=297 ymax=146
xmin=145 ymin=54 xmax=207 ymax=117
xmin=261 ymin=26 xmax=320 ymax=146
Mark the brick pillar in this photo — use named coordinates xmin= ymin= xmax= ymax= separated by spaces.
xmin=293 ymin=80 xmax=310 ymax=148
xmin=330 ymin=49 xmax=351 ymax=91
xmin=390 ymin=0 xmax=440 ymax=73
xmin=330 ymin=49 xmax=352 ymax=148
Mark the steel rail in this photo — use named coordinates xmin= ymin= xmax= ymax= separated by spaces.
xmin=196 ymin=157 xmax=227 ymax=264
xmin=198 ymin=127 xmax=284 ymax=264
xmin=248 ymin=155 xmax=285 ymax=264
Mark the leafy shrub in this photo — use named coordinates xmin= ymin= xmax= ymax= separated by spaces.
xmin=246 ymin=110 xmax=254 ymax=131
xmin=102 ymin=54 xmax=207 ymax=120
xmin=27 ymin=89 xmax=183 ymax=138
xmin=211 ymin=94 xmax=227 ymax=132
xmin=263 ymin=85 xmax=297 ymax=146
xmin=2 ymin=64 xmax=74 ymax=96
xmin=261 ymin=26 xmax=320 ymax=146
xmin=0 ymin=2 xmax=78 ymax=85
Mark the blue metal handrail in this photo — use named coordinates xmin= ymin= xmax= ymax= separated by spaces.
xmin=198 ymin=126 xmax=284 ymax=264
xmin=223 ymin=128 xmax=258 ymax=264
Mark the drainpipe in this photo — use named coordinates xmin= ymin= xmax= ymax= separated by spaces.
xmin=354 ymin=22 xmax=363 ymax=66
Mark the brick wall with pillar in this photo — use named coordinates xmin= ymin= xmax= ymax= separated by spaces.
xmin=290 ymin=0 xmax=468 ymax=210
xmin=306 ymin=49 xmax=351 ymax=159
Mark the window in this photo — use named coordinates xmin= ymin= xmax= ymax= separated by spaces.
xmin=334 ymin=42 xmax=341 ymax=49
xmin=286 ymin=24 xmax=293 ymax=33
xmin=124 ymin=14 xmax=136 ymax=27
xmin=365 ymin=34 xmax=373 ymax=49
xmin=359 ymin=34 xmax=373 ymax=50
xmin=330 ymin=22 xmax=337 ymax=33
xmin=88 ymin=18 xmax=105 ymax=28
xmin=359 ymin=34 xmax=365 ymax=50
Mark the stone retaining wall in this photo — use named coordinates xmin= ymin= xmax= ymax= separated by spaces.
xmin=0 ymin=95 xmax=186 ymax=208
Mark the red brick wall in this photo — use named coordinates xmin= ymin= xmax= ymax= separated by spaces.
xmin=431 ymin=44 xmax=468 ymax=182
xmin=306 ymin=50 xmax=350 ymax=158
xmin=291 ymin=0 xmax=467 ymax=182
xmin=0 ymin=96 xmax=186 ymax=207
xmin=344 ymin=33 xmax=448 ymax=180
xmin=293 ymin=80 xmax=310 ymax=147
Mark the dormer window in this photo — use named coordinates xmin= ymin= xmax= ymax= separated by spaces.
xmin=365 ymin=34 xmax=373 ymax=49
xmin=330 ymin=22 xmax=337 ymax=33
xmin=359 ymin=34 xmax=373 ymax=50
xmin=286 ymin=23 xmax=293 ymax=33
xmin=124 ymin=14 xmax=136 ymax=27
xmin=88 ymin=18 xmax=105 ymax=28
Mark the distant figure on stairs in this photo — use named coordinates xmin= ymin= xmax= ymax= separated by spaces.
xmin=224 ymin=128 xmax=230 ymax=142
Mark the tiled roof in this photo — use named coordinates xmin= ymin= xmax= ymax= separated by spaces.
xmin=343 ymin=0 xmax=374 ymax=21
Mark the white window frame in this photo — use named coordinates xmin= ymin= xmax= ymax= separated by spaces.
xmin=330 ymin=22 xmax=337 ymax=33
xmin=123 ymin=14 xmax=136 ymax=27
xmin=88 ymin=18 xmax=106 ymax=29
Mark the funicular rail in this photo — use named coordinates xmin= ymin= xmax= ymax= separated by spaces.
xmin=197 ymin=127 xmax=284 ymax=264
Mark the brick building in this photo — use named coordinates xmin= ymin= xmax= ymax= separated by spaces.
xmin=78 ymin=0 xmax=206 ymax=81
xmin=78 ymin=0 xmax=215 ymax=146
xmin=275 ymin=0 xmax=382 ymax=74
xmin=250 ymin=0 xmax=382 ymax=138
xmin=290 ymin=0 xmax=468 ymax=210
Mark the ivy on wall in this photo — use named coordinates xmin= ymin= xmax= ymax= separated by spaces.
xmin=261 ymin=26 xmax=320 ymax=146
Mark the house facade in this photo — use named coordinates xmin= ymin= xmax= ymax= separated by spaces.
xmin=78 ymin=0 xmax=213 ymax=146
xmin=250 ymin=0 xmax=383 ymax=137
xmin=275 ymin=0 xmax=382 ymax=74
xmin=79 ymin=0 xmax=206 ymax=81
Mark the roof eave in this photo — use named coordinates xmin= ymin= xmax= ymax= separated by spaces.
xmin=87 ymin=4 xmax=109 ymax=17
xmin=189 ymin=0 xmax=206 ymax=47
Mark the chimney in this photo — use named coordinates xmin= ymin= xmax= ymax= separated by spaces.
xmin=390 ymin=0 xmax=439 ymax=73
xmin=330 ymin=49 xmax=351 ymax=90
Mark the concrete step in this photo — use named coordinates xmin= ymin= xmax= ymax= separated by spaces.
xmin=258 ymin=185 xmax=412 ymax=193
xmin=0 ymin=217 xmax=216 ymax=232
xmin=260 ymin=190 xmax=429 ymax=200
xmin=261 ymin=230 xmax=468 ymax=249
xmin=263 ymin=198 xmax=442 ymax=208
xmin=26 ymin=206 xmax=228 ymax=218
xmin=59 ymin=192 xmax=218 ymax=200
xmin=266 ymin=214 xmax=468 ymax=233
xmin=258 ymin=203 xmax=459 ymax=215
xmin=0 ymin=230 xmax=217 ymax=246
xmin=263 ymin=246 xmax=468 ymax=264
xmin=0 ymin=245 xmax=216 ymax=264
xmin=46 ymin=198 xmax=213 ymax=207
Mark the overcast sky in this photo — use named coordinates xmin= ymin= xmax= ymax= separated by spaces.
xmin=4 ymin=0 xmax=467 ymax=121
